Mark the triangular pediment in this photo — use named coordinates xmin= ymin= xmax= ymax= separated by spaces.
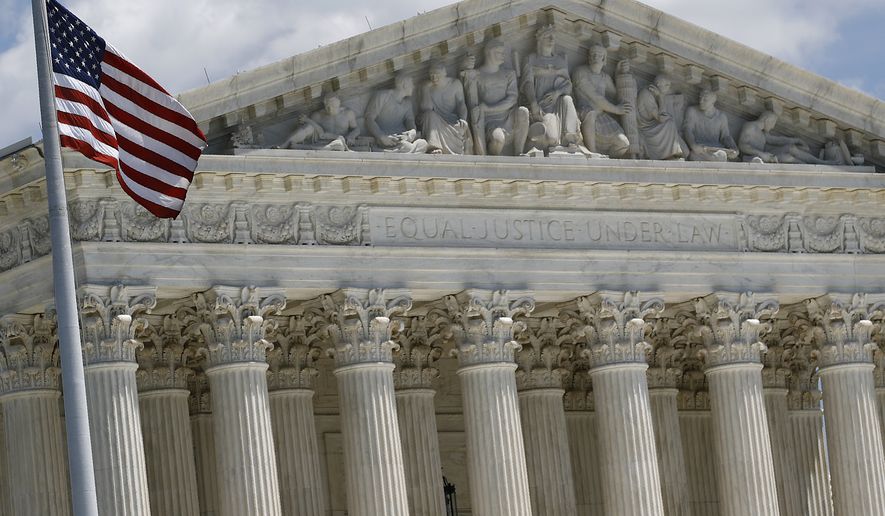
xmin=178 ymin=0 xmax=885 ymax=168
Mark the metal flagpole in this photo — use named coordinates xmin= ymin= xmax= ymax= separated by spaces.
xmin=29 ymin=0 xmax=100 ymax=514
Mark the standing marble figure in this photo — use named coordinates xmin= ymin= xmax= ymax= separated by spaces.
xmin=572 ymin=45 xmax=632 ymax=157
xmin=636 ymin=75 xmax=687 ymax=160
xmin=365 ymin=73 xmax=428 ymax=153
xmin=420 ymin=61 xmax=472 ymax=155
xmin=683 ymin=88 xmax=738 ymax=161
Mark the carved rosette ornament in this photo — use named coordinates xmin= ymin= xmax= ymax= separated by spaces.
xmin=577 ymin=292 xmax=664 ymax=369
xmin=694 ymin=292 xmax=779 ymax=368
xmin=266 ymin=315 xmax=324 ymax=390
xmin=0 ymin=313 xmax=61 ymax=393
xmin=135 ymin=316 xmax=194 ymax=391
xmin=392 ymin=315 xmax=444 ymax=390
xmin=321 ymin=288 xmax=412 ymax=368
xmin=444 ymin=290 xmax=535 ymax=367
xmin=807 ymin=294 xmax=885 ymax=368
xmin=515 ymin=317 xmax=571 ymax=391
xmin=191 ymin=286 xmax=287 ymax=368
xmin=80 ymin=285 xmax=157 ymax=365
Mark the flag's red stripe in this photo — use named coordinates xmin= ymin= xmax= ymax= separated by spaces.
xmin=104 ymin=101 xmax=201 ymax=160
xmin=117 ymin=134 xmax=194 ymax=180
xmin=102 ymin=50 xmax=171 ymax=96
xmin=101 ymin=73 xmax=204 ymax=139
xmin=119 ymin=162 xmax=189 ymax=200
xmin=55 ymin=85 xmax=113 ymax=125
xmin=56 ymin=111 xmax=119 ymax=150
xmin=115 ymin=171 xmax=181 ymax=218
xmin=59 ymin=135 xmax=119 ymax=170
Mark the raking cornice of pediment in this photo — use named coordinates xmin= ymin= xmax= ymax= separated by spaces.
xmin=178 ymin=0 xmax=885 ymax=168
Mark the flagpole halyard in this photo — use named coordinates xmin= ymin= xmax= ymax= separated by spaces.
xmin=29 ymin=0 xmax=100 ymax=515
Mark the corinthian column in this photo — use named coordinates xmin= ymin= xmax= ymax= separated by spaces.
xmin=515 ymin=317 xmax=577 ymax=516
xmin=136 ymin=316 xmax=200 ymax=516
xmin=188 ymin=372 xmax=218 ymax=516
xmin=0 ymin=314 xmax=70 ymax=516
xmin=321 ymin=289 xmax=412 ymax=516
xmin=808 ymin=294 xmax=885 ymax=514
xmin=445 ymin=290 xmax=534 ymax=516
xmin=577 ymin=292 xmax=664 ymax=516
xmin=391 ymin=316 xmax=446 ymax=516
xmin=266 ymin=315 xmax=327 ymax=516
xmin=80 ymin=285 xmax=156 ymax=516
xmin=194 ymin=286 xmax=286 ymax=516
xmin=695 ymin=292 xmax=780 ymax=516
xmin=875 ymin=349 xmax=885 ymax=456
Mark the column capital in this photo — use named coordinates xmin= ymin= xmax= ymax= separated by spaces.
xmin=317 ymin=288 xmax=412 ymax=368
xmin=188 ymin=371 xmax=211 ymax=415
xmin=646 ymin=318 xmax=688 ymax=389
xmin=136 ymin=315 xmax=195 ymax=391
xmin=694 ymin=292 xmax=779 ymax=368
xmin=80 ymin=284 xmax=157 ymax=365
xmin=443 ymin=289 xmax=535 ymax=367
xmin=392 ymin=315 xmax=443 ymax=390
xmin=807 ymin=294 xmax=884 ymax=368
xmin=0 ymin=313 xmax=61 ymax=393
xmin=267 ymin=315 xmax=323 ymax=390
xmin=515 ymin=317 xmax=571 ymax=391
xmin=191 ymin=286 xmax=286 ymax=368
xmin=576 ymin=291 xmax=664 ymax=369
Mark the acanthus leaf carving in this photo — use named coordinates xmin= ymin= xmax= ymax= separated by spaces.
xmin=0 ymin=312 xmax=61 ymax=393
xmin=577 ymin=291 xmax=664 ymax=369
xmin=515 ymin=317 xmax=572 ymax=391
xmin=392 ymin=315 xmax=444 ymax=390
xmin=806 ymin=293 xmax=884 ymax=368
xmin=80 ymin=284 xmax=157 ymax=365
xmin=266 ymin=315 xmax=324 ymax=390
xmin=443 ymin=289 xmax=535 ymax=366
xmin=135 ymin=315 xmax=195 ymax=391
xmin=694 ymin=292 xmax=778 ymax=368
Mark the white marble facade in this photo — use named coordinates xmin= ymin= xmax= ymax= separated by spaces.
xmin=2 ymin=0 xmax=885 ymax=515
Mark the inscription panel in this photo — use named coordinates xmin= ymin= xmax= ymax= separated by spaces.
xmin=370 ymin=207 xmax=741 ymax=251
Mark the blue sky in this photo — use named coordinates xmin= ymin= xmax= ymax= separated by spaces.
xmin=1 ymin=0 xmax=884 ymax=147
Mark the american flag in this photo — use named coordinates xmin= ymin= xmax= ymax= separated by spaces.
xmin=47 ymin=0 xmax=206 ymax=219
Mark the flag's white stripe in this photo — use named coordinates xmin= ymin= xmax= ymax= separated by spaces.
xmin=53 ymin=72 xmax=105 ymax=107
xmin=55 ymin=98 xmax=116 ymax=136
xmin=111 ymin=115 xmax=197 ymax=170
xmin=118 ymin=148 xmax=192 ymax=189
xmin=117 ymin=171 xmax=185 ymax=210
xmin=98 ymin=84 xmax=206 ymax=149
xmin=100 ymin=56 xmax=195 ymax=121
xmin=58 ymin=123 xmax=120 ymax=159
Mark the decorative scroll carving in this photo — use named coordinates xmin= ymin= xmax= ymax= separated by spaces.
xmin=857 ymin=218 xmax=885 ymax=253
xmin=694 ymin=292 xmax=778 ymax=368
xmin=191 ymin=286 xmax=287 ymax=367
xmin=0 ymin=313 xmax=61 ymax=393
xmin=319 ymin=288 xmax=412 ymax=367
xmin=80 ymin=284 xmax=157 ymax=364
xmin=266 ymin=315 xmax=324 ymax=390
xmin=806 ymin=294 xmax=884 ymax=367
xmin=136 ymin=315 xmax=194 ymax=391
xmin=251 ymin=204 xmax=302 ymax=245
xmin=443 ymin=289 xmax=534 ymax=366
xmin=515 ymin=317 xmax=571 ymax=390
xmin=392 ymin=315 xmax=444 ymax=389
xmin=313 ymin=205 xmax=367 ymax=245
xmin=576 ymin=291 xmax=664 ymax=368
xmin=745 ymin=215 xmax=788 ymax=252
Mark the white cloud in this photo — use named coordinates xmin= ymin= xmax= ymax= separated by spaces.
xmin=1 ymin=0 xmax=883 ymax=147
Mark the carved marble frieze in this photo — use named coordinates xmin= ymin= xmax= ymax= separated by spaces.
xmin=1 ymin=199 xmax=884 ymax=274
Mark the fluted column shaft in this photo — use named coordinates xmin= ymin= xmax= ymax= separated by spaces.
xmin=679 ymin=412 xmax=719 ymax=516
xmin=206 ymin=363 xmax=282 ymax=516
xmin=590 ymin=363 xmax=664 ymax=516
xmin=138 ymin=389 xmax=200 ymax=516
xmin=85 ymin=362 xmax=151 ymax=516
xmin=395 ymin=389 xmax=446 ymax=516
xmin=877 ymin=388 xmax=885 ymax=459
xmin=191 ymin=413 xmax=219 ymax=516
xmin=459 ymin=363 xmax=531 ymax=516
xmin=269 ymin=389 xmax=327 ymax=516
xmin=335 ymin=363 xmax=409 ymax=516
xmin=818 ymin=363 xmax=885 ymax=514
xmin=789 ymin=410 xmax=833 ymax=516
xmin=565 ymin=411 xmax=604 ymax=516
xmin=0 ymin=390 xmax=71 ymax=516
xmin=648 ymin=388 xmax=690 ymax=516
xmin=518 ymin=388 xmax=577 ymax=516
xmin=763 ymin=388 xmax=802 ymax=516
xmin=706 ymin=363 xmax=779 ymax=516
xmin=0 ymin=408 xmax=9 ymax=516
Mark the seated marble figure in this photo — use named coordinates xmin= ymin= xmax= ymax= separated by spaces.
xmin=282 ymin=93 xmax=359 ymax=151
xmin=461 ymin=38 xmax=529 ymax=156
xmin=365 ymin=73 xmax=428 ymax=153
xmin=636 ymin=75 xmax=687 ymax=160
xmin=521 ymin=25 xmax=580 ymax=151
xmin=683 ymin=88 xmax=739 ymax=161
xmin=420 ymin=61 xmax=472 ymax=155
xmin=738 ymin=111 xmax=837 ymax=165
xmin=572 ymin=45 xmax=632 ymax=157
